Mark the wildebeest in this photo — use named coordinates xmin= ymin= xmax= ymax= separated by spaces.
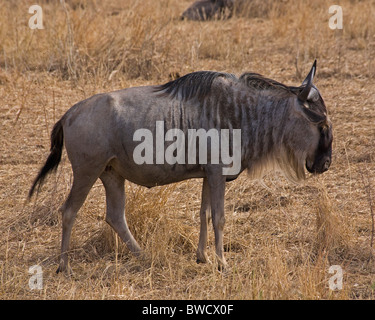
xmin=29 ymin=60 xmax=332 ymax=274
xmin=181 ymin=0 xmax=235 ymax=21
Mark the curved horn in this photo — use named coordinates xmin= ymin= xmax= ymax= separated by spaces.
xmin=298 ymin=60 xmax=317 ymax=102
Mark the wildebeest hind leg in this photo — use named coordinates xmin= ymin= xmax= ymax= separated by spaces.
xmin=100 ymin=168 xmax=142 ymax=258
xmin=57 ymin=171 xmax=100 ymax=275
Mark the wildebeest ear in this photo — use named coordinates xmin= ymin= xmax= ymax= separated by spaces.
xmin=298 ymin=60 xmax=317 ymax=102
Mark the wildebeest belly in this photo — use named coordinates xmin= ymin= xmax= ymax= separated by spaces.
xmin=109 ymin=158 xmax=206 ymax=187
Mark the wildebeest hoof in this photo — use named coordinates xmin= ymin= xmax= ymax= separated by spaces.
xmin=196 ymin=251 xmax=211 ymax=264
xmin=196 ymin=258 xmax=209 ymax=264
xmin=217 ymin=264 xmax=230 ymax=275
xmin=217 ymin=259 xmax=228 ymax=273
xmin=136 ymin=251 xmax=152 ymax=268
xmin=56 ymin=263 xmax=73 ymax=277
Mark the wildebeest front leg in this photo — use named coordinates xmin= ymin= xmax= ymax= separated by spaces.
xmin=196 ymin=178 xmax=211 ymax=264
xmin=100 ymin=168 xmax=142 ymax=257
xmin=206 ymin=172 xmax=227 ymax=270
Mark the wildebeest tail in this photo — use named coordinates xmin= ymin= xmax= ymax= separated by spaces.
xmin=28 ymin=119 xmax=64 ymax=199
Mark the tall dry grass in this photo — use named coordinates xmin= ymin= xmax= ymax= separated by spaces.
xmin=0 ymin=0 xmax=374 ymax=300
xmin=2 ymin=0 xmax=374 ymax=83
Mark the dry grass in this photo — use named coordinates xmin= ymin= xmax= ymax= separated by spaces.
xmin=1 ymin=0 xmax=375 ymax=300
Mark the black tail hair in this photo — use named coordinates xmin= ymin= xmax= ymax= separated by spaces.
xmin=28 ymin=119 xmax=64 ymax=199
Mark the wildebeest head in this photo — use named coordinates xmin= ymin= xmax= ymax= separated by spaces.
xmin=292 ymin=60 xmax=333 ymax=175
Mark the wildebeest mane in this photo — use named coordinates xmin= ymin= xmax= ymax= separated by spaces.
xmin=154 ymin=71 xmax=236 ymax=102
xmin=239 ymin=72 xmax=295 ymax=93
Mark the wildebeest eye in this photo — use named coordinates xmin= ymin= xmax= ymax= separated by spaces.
xmin=318 ymin=124 xmax=333 ymax=150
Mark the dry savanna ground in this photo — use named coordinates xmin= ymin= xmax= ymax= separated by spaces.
xmin=0 ymin=0 xmax=374 ymax=300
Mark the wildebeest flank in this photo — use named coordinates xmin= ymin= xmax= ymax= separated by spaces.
xmin=29 ymin=60 xmax=332 ymax=274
